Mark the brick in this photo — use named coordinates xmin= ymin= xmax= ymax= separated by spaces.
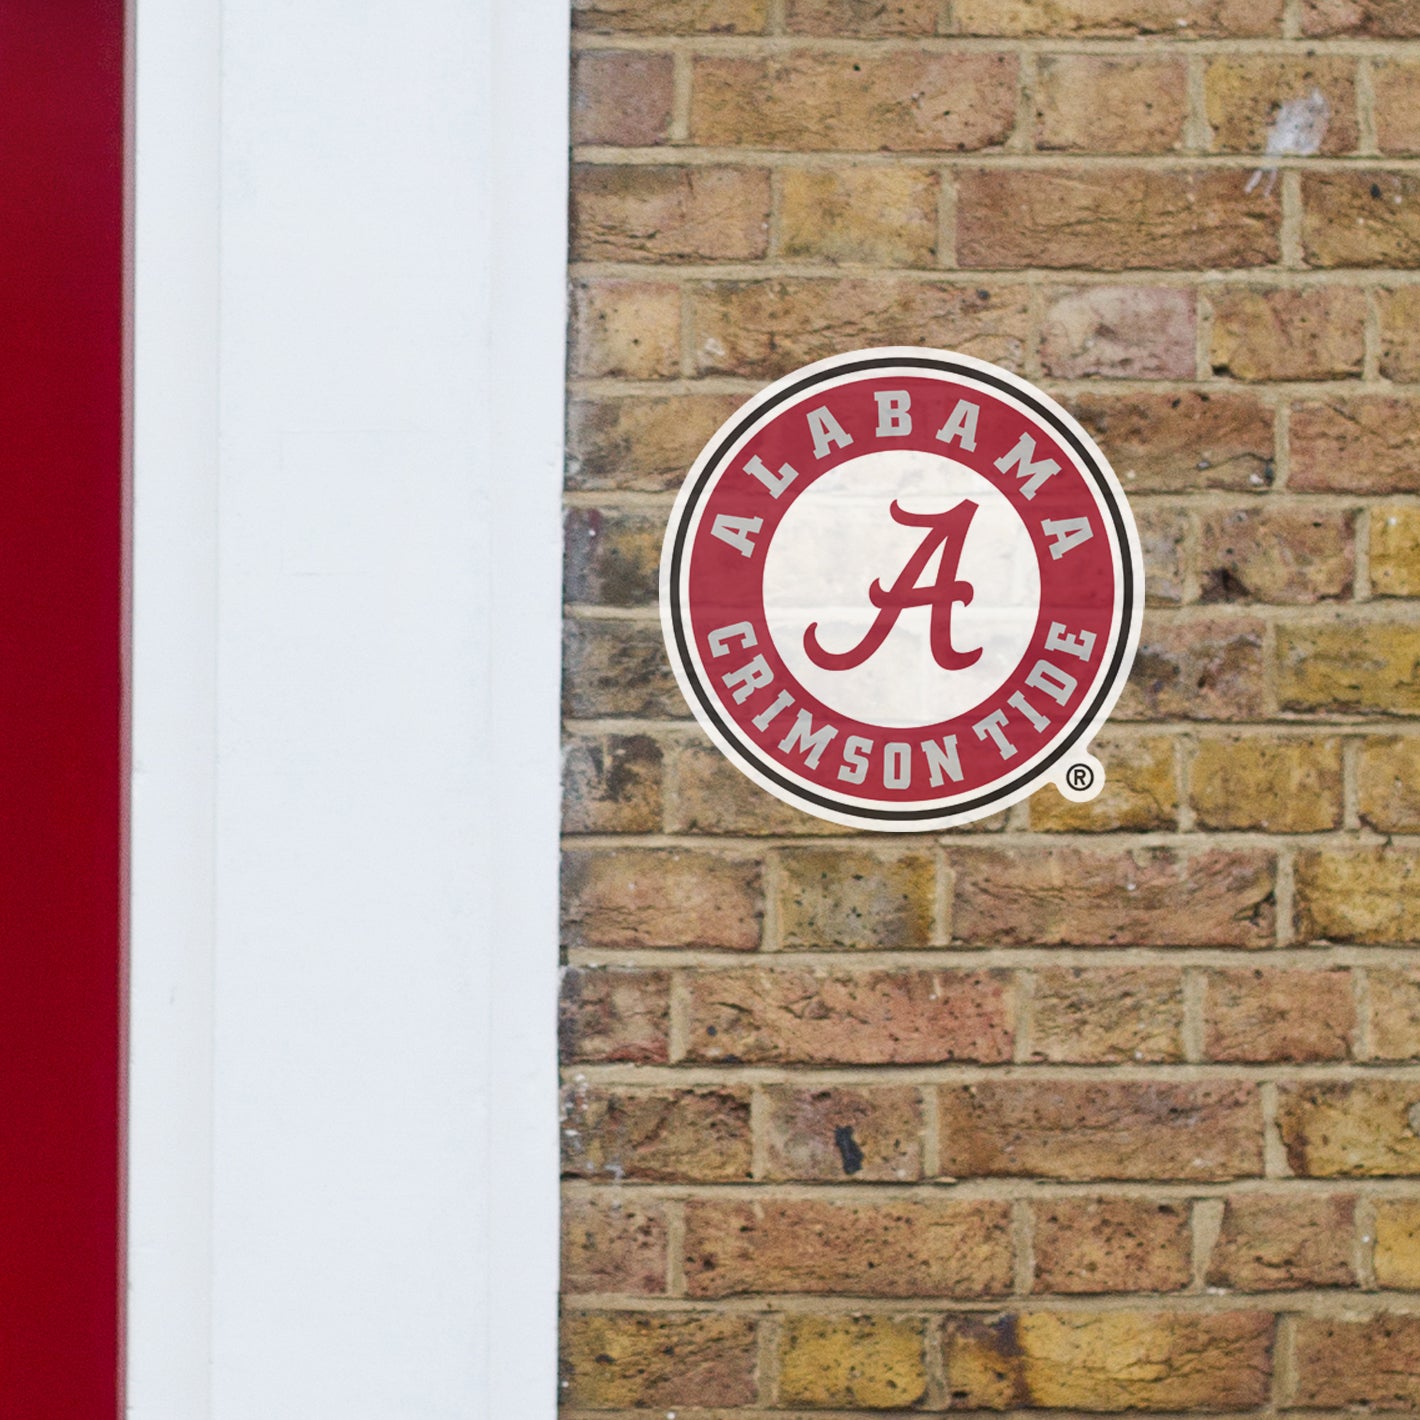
xmin=569 ymin=278 xmax=680 ymax=379
xmin=560 ymin=1083 xmax=753 ymax=1182
xmin=573 ymin=0 xmax=767 ymax=31
xmin=560 ymin=1311 xmax=757 ymax=1409
xmin=667 ymin=739 xmax=853 ymax=835
xmin=1208 ymin=285 xmax=1366 ymax=381
xmin=562 ymin=618 xmax=683 ymax=719
xmin=1029 ymin=733 xmax=1177 ymax=832
xmin=941 ymin=1310 xmax=1274 ymax=1410
xmin=1302 ymin=0 xmax=1420 ymax=35
xmin=1277 ymin=622 xmax=1420 ymax=715
xmin=685 ymin=1198 xmax=1013 ymax=1298
xmin=690 ymin=52 xmax=1017 ymax=152
xmin=1371 ymin=969 xmax=1420 ymax=1059
xmin=1071 ymin=390 xmax=1274 ymax=494
xmin=938 ymin=1081 xmax=1263 ymax=1181
xmin=779 ymin=166 xmax=938 ymax=267
xmin=563 ymin=509 xmax=661 ymax=609
xmin=1205 ymin=1193 xmax=1355 ymax=1289
xmin=562 ymin=848 xmax=763 ymax=951
xmin=1197 ymin=507 xmax=1355 ymax=605
xmin=1371 ymin=506 xmax=1420 ymax=598
xmin=571 ymin=165 xmax=770 ymax=263
xmin=950 ymin=846 xmax=1276 ymax=949
xmin=571 ymin=51 xmax=674 ymax=147
xmin=1291 ymin=397 xmax=1420 ymax=494
xmin=787 ymin=0 xmax=939 ymax=32
xmin=1204 ymin=56 xmax=1358 ymax=155
xmin=1375 ymin=1198 xmax=1420 ymax=1288
xmin=1040 ymin=286 xmax=1195 ymax=380
xmin=777 ymin=847 xmax=935 ymax=949
xmin=1117 ymin=615 xmax=1267 ymax=720
xmin=563 ymin=733 xmax=664 ymax=836
xmin=1362 ymin=738 xmax=1420 ymax=830
xmin=1035 ymin=56 xmax=1187 ymax=153
xmin=1293 ymin=1314 xmax=1420 ymax=1409
xmin=1378 ymin=286 xmax=1420 ymax=380
xmin=687 ymin=967 xmax=1014 ymax=1064
xmin=1204 ymin=967 xmax=1354 ymax=1062
xmin=779 ymin=1314 xmax=927 ymax=1410
xmin=957 ymin=168 xmax=1280 ymax=271
xmin=1032 ymin=1198 xmax=1191 ymax=1294
xmin=561 ymin=1196 xmax=669 ymax=1295
xmin=763 ymin=1084 xmax=924 ymax=1181
xmin=559 ymin=966 xmax=670 ymax=1064
xmin=950 ymin=0 xmax=1282 ymax=35
xmin=1137 ymin=508 xmax=1187 ymax=608
xmin=1189 ymin=735 xmax=1344 ymax=833
xmin=1278 ymin=1081 xmax=1420 ymax=1176
xmin=691 ymin=279 xmax=1030 ymax=380
xmin=1296 ymin=847 xmax=1420 ymax=945
xmin=1375 ymin=61 xmax=1420 ymax=154
xmin=1027 ymin=966 xmax=1185 ymax=1064
xmin=567 ymin=394 xmax=743 ymax=494
xmin=1303 ymin=171 xmax=1420 ymax=268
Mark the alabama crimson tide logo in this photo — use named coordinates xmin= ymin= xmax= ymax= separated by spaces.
xmin=660 ymin=348 xmax=1144 ymax=831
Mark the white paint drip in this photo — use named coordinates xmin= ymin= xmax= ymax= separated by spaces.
xmin=1246 ymin=87 xmax=1331 ymax=196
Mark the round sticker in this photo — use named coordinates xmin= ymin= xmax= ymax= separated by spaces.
xmin=659 ymin=348 xmax=1144 ymax=832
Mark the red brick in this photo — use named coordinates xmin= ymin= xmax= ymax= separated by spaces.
xmin=559 ymin=966 xmax=670 ymax=1064
xmin=1196 ymin=507 xmax=1355 ymax=605
xmin=560 ymin=1083 xmax=753 ymax=1182
xmin=563 ymin=508 xmax=660 ymax=608
xmin=566 ymin=394 xmax=743 ymax=493
xmin=561 ymin=1196 xmax=669 ymax=1295
xmin=573 ymin=0 xmax=767 ymax=31
xmin=684 ymin=1198 xmax=1013 ymax=1298
xmin=957 ymin=168 xmax=1280 ymax=271
xmin=562 ymin=732 xmax=664 ymax=836
xmin=569 ymin=277 xmax=680 ymax=379
xmin=1302 ymin=0 xmax=1420 ymax=35
xmin=950 ymin=846 xmax=1276 ymax=949
xmin=951 ymin=0 xmax=1282 ymax=34
xmin=1071 ymin=390 xmax=1274 ymax=494
xmin=1117 ymin=615 xmax=1267 ymax=721
xmin=691 ymin=279 xmax=1030 ymax=380
xmin=1028 ymin=966 xmax=1185 ymax=1063
xmin=938 ymin=1081 xmax=1264 ymax=1181
xmin=1277 ymin=622 xmax=1420 ymax=716
xmin=1208 ymin=285 xmax=1366 ymax=381
xmin=1278 ymin=1080 xmax=1420 ymax=1176
xmin=562 ymin=617 xmax=684 ymax=719
xmin=690 ymin=52 xmax=1017 ymax=152
xmin=1295 ymin=846 xmax=1420 ymax=945
xmin=1189 ymin=734 xmax=1344 ymax=833
xmin=776 ymin=846 xmax=936 ymax=950
xmin=571 ymin=165 xmax=770 ymax=263
xmin=1293 ymin=1314 xmax=1420 ymax=1409
xmin=685 ymin=967 xmax=1014 ymax=1065
xmin=1040 ymin=286 xmax=1195 ymax=379
xmin=1204 ymin=56 xmax=1358 ymax=155
xmin=762 ymin=1084 xmax=924 ymax=1181
xmin=1035 ymin=56 xmax=1187 ymax=153
xmin=1204 ymin=967 xmax=1355 ymax=1062
xmin=1032 ymin=1198 xmax=1191 ymax=1293
xmin=1292 ymin=397 xmax=1420 ymax=494
xmin=1204 ymin=1193 xmax=1355 ymax=1289
xmin=1303 ymin=171 xmax=1420 ymax=268
xmin=787 ymin=0 xmax=939 ymax=32
xmin=562 ymin=848 xmax=763 ymax=951
xmin=571 ymin=51 xmax=674 ymax=146
xmin=560 ymin=1311 xmax=758 ymax=1409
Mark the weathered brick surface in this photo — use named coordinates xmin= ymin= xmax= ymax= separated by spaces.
xmin=1303 ymin=171 xmax=1420 ymax=267
xmin=950 ymin=845 xmax=1276 ymax=948
xmin=1138 ymin=507 xmax=1188 ymax=608
xmin=1292 ymin=1315 xmax=1420 ymax=1409
xmin=1189 ymin=734 xmax=1344 ymax=832
xmin=1205 ymin=1193 xmax=1356 ymax=1290
xmin=1361 ymin=738 xmax=1420 ymax=831
xmin=938 ymin=1081 xmax=1263 ymax=1180
xmin=571 ymin=51 xmax=674 ymax=147
xmin=957 ymin=169 xmax=1280 ymax=270
xmin=779 ymin=1314 xmax=927 ymax=1409
xmin=573 ymin=0 xmax=766 ymax=31
xmin=563 ymin=732 xmax=664 ymax=834
xmin=1374 ymin=1198 xmax=1420 ymax=1288
xmin=1198 ymin=506 xmax=1355 ymax=606
xmin=1302 ymin=0 xmax=1420 ymax=36
xmin=1278 ymin=1081 xmax=1420 ymax=1176
xmin=1378 ymin=285 xmax=1420 ymax=380
xmin=951 ymin=0 xmax=1283 ymax=35
xmin=1374 ymin=59 xmax=1420 ymax=153
xmin=1031 ymin=1198 xmax=1191 ymax=1293
xmin=1291 ymin=397 xmax=1420 ymax=494
xmin=1040 ymin=286 xmax=1195 ymax=379
xmin=691 ymin=52 xmax=1018 ymax=152
xmin=1027 ymin=966 xmax=1185 ymax=1063
xmin=1370 ymin=505 xmax=1420 ymax=598
xmin=562 ymin=1196 xmax=669 ymax=1295
xmin=762 ymin=1084 xmax=924 ymax=1180
xmin=779 ymin=166 xmax=938 ymax=267
xmin=562 ymin=618 xmax=682 ymax=719
xmin=1277 ymin=622 xmax=1420 ymax=716
xmin=563 ymin=508 xmax=661 ymax=608
xmin=787 ymin=0 xmax=939 ymax=33
xmin=1117 ymin=615 xmax=1267 ymax=721
xmin=1034 ymin=56 xmax=1188 ymax=154
xmin=1203 ymin=967 xmax=1355 ymax=1062
xmin=667 ymin=739 xmax=854 ymax=835
xmin=568 ymin=278 xmax=680 ymax=379
xmin=567 ymin=394 xmax=743 ymax=493
xmin=1204 ymin=56 xmax=1358 ymax=154
xmin=1369 ymin=968 xmax=1420 ymax=1059
xmin=941 ymin=1310 xmax=1274 ymax=1409
xmin=776 ymin=847 xmax=935 ymax=949
xmin=559 ymin=966 xmax=670 ymax=1063
xmin=686 ymin=967 xmax=1014 ymax=1064
xmin=1295 ymin=847 xmax=1420 ymax=944
xmin=1028 ymin=733 xmax=1177 ymax=831
xmin=1208 ymin=284 xmax=1366 ymax=381
xmin=684 ymin=1198 xmax=1013 ymax=1297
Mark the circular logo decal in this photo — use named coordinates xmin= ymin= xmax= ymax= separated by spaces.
xmin=660 ymin=348 xmax=1144 ymax=832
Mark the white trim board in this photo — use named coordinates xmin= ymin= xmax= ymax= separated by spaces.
xmin=129 ymin=3 xmax=566 ymax=1413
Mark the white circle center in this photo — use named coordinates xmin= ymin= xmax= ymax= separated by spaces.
xmin=761 ymin=448 xmax=1041 ymax=729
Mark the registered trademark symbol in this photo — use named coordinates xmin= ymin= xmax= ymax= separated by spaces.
xmin=1066 ymin=762 xmax=1095 ymax=793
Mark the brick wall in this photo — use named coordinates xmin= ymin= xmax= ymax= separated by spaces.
xmin=560 ymin=0 xmax=1420 ymax=1412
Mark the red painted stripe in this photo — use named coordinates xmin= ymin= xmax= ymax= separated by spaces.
xmin=0 ymin=2 xmax=126 ymax=1413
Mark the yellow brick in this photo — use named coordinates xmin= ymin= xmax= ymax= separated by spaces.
xmin=1204 ymin=56 xmax=1357 ymax=154
xmin=1277 ymin=621 xmax=1420 ymax=715
xmin=1359 ymin=736 xmax=1420 ymax=831
xmin=1278 ymin=1081 xmax=1420 ymax=1176
xmin=779 ymin=166 xmax=938 ymax=267
xmin=1375 ymin=1200 xmax=1420 ymax=1288
xmin=1367 ymin=968 xmax=1420 ymax=1060
xmin=569 ymin=278 xmax=681 ymax=379
xmin=779 ymin=1315 xmax=927 ymax=1409
xmin=1374 ymin=59 xmax=1420 ymax=153
xmin=1190 ymin=735 xmax=1343 ymax=833
xmin=1035 ymin=56 xmax=1187 ymax=153
xmin=1295 ymin=847 xmax=1420 ymax=945
xmin=1379 ymin=287 xmax=1420 ymax=380
xmin=1030 ymin=734 xmax=1177 ymax=831
xmin=1370 ymin=506 xmax=1420 ymax=598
